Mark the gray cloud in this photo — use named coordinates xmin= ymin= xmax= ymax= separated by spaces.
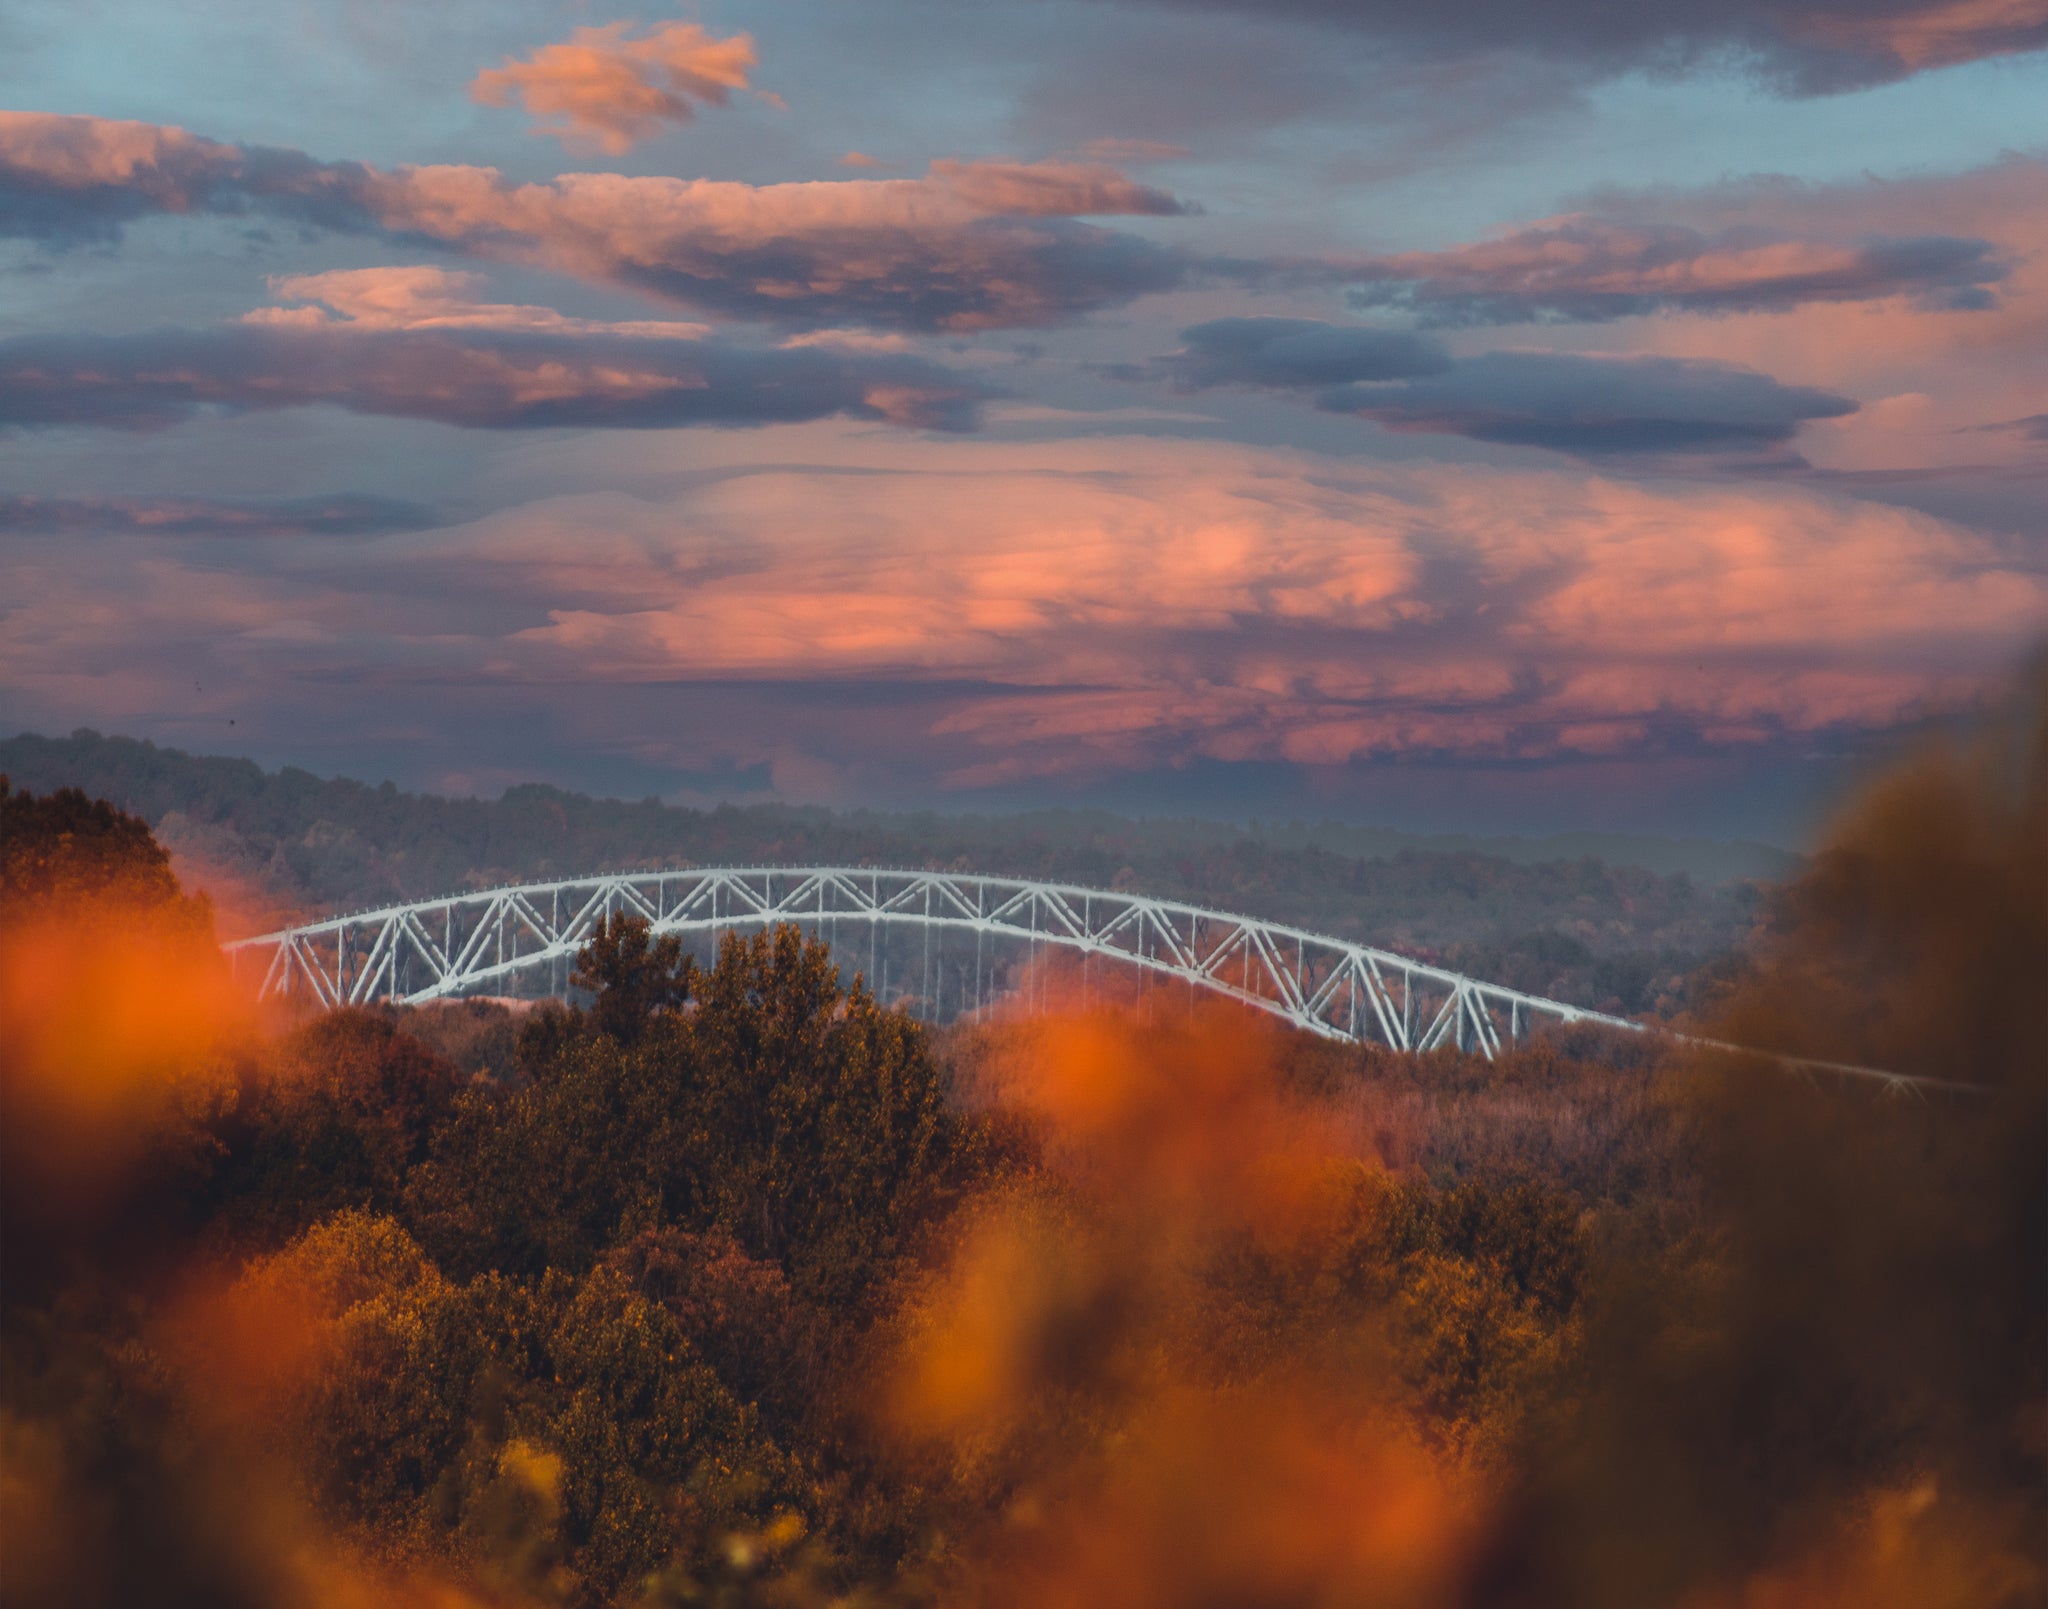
xmin=1106 ymin=0 xmax=2048 ymax=92
xmin=1805 ymin=462 xmax=2048 ymax=539
xmin=0 ymin=492 xmax=441 ymax=537
xmin=1320 ymin=351 xmax=1858 ymax=453
xmin=0 ymin=114 xmax=379 ymax=245
xmin=1342 ymin=221 xmax=2009 ymax=325
xmin=598 ymin=216 xmax=1189 ymax=331
xmin=1151 ymin=319 xmax=1857 ymax=454
xmin=0 ymin=324 xmax=992 ymax=433
xmin=1157 ymin=317 xmax=1453 ymax=387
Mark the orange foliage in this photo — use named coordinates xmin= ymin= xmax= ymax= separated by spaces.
xmin=0 ymin=897 xmax=252 ymax=1198
xmin=979 ymin=1002 xmax=1367 ymax=1241
xmin=158 ymin=1262 xmax=331 ymax=1438
xmin=971 ymin=1384 xmax=1472 ymax=1609
xmin=892 ymin=1000 xmax=1480 ymax=1606
xmin=1680 ymin=1482 xmax=2043 ymax=1609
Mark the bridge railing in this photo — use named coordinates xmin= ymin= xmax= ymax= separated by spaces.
xmin=225 ymin=866 xmax=1645 ymax=1059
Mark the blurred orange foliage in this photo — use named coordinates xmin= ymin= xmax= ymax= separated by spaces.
xmin=892 ymin=1000 xmax=1482 ymax=1607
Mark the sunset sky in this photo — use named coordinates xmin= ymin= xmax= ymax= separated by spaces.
xmin=2 ymin=0 xmax=2044 ymax=838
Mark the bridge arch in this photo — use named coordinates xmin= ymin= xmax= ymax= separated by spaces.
xmin=225 ymin=866 xmax=1643 ymax=1059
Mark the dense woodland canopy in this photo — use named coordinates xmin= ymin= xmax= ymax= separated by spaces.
xmin=0 ymin=729 xmax=1786 ymax=1018
xmin=0 ymin=696 xmax=2042 ymax=1608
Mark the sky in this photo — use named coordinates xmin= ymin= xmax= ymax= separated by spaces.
xmin=1 ymin=0 xmax=2044 ymax=841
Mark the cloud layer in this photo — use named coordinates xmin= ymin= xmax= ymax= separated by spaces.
xmin=1322 ymin=352 xmax=1857 ymax=454
xmin=1126 ymin=0 xmax=2048 ymax=90
xmin=1154 ymin=318 xmax=1452 ymax=387
xmin=6 ymin=437 xmax=2037 ymax=795
xmin=0 ymin=493 xmax=439 ymax=538
xmin=1343 ymin=219 xmax=2008 ymax=325
xmin=1152 ymin=319 xmax=1857 ymax=455
xmin=0 ymin=322 xmax=988 ymax=432
xmin=2 ymin=20 xmax=2041 ymax=826
xmin=0 ymin=113 xmax=1193 ymax=330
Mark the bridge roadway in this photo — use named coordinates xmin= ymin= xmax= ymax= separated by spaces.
xmin=226 ymin=864 xmax=1639 ymax=1059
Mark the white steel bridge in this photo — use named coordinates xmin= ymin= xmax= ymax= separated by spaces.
xmin=225 ymin=865 xmax=1642 ymax=1059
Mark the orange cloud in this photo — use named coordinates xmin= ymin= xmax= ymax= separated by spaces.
xmin=471 ymin=22 xmax=759 ymax=154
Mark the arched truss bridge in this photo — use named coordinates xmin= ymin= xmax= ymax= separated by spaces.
xmin=226 ymin=865 xmax=1641 ymax=1059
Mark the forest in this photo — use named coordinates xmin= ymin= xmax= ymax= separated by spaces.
xmin=0 ymin=729 xmax=1785 ymax=1019
xmin=0 ymin=694 xmax=2042 ymax=1609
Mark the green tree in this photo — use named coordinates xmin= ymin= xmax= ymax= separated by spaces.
xmin=418 ymin=921 xmax=987 ymax=1315
xmin=405 ymin=1032 xmax=674 ymax=1279
xmin=207 ymin=1009 xmax=463 ymax=1245
xmin=683 ymin=925 xmax=982 ymax=1310
xmin=572 ymin=913 xmax=695 ymax=1047
xmin=236 ymin=1210 xmax=807 ymax=1606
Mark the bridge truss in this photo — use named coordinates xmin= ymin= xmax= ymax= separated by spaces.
xmin=225 ymin=866 xmax=1644 ymax=1059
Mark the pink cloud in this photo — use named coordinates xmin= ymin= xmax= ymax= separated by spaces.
xmin=343 ymin=155 xmax=1187 ymax=266
xmin=1560 ymin=157 xmax=2048 ymax=470
xmin=924 ymin=158 xmax=1196 ymax=217
xmin=1322 ymin=156 xmax=2048 ymax=476
xmin=0 ymin=111 xmax=233 ymax=200
xmin=1346 ymin=221 xmax=2004 ymax=323
xmin=471 ymin=22 xmax=760 ymax=154
xmin=1795 ymin=0 xmax=2048 ymax=72
xmin=15 ymin=436 xmax=2031 ymax=784
xmin=1335 ymin=158 xmax=2038 ymax=326
xmin=462 ymin=442 xmax=2046 ymax=767
xmin=0 ymin=114 xmax=1194 ymax=329
xmin=307 ymin=153 xmax=1191 ymax=329
xmin=244 ymin=265 xmax=709 ymax=338
xmin=6 ymin=427 xmax=2040 ymax=814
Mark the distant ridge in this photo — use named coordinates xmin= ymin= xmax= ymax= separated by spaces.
xmin=0 ymin=728 xmax=1780 ymax=1021
xmin=0 ymin=728 xmax=1796 ymax=887
xmin=1244 ymin=820 xmax=1797 ymax=884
